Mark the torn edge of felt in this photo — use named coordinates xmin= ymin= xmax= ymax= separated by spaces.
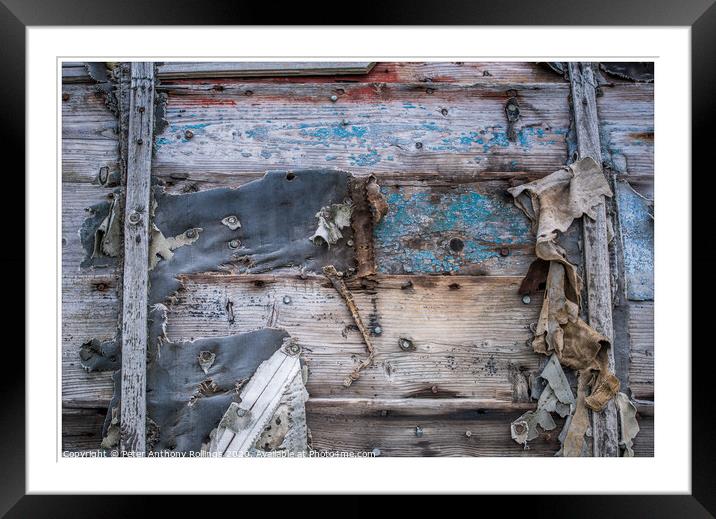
xmin=508 ymin=157 xmax=627 ymax=456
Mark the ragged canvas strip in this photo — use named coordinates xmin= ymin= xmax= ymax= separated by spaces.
xmin=508 ymin=157 xmax=621 ymax=455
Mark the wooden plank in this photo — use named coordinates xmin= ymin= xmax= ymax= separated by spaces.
xmin=164 ymin=274 xmax=544 ymax=404
xmin=568 ymin=62 xmax=618 ymax=457
xmin=158 ymin=62 xmax=375 ymax=79
xmin=615 ymin=180 xmax=654 ymax=301
xmin=119 ymin=62 xmax=155 ymax=454
xmin=628 ymin=301 xmax=654 ymax=401
xmin=61 ymin=407 xmax=107 ymax=452
xmin=597 ymin=83 xmax=654 ymax=178
xmin=307 ymin=406 xmax=562 ymax=457
xmin=62 ymin=79 xmax=121 ymax=410
xmin=152 ymin=80 xmax=570 ymax=179
xmin=64 ymin=61 xmax=565 ymax=85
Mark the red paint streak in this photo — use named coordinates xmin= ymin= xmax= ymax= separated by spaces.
xmin=179 ymin=98 xmax=237 ymax=107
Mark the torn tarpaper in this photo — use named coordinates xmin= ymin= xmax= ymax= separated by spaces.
xmin=145 ymin=304 xmax=289 ymax=452
xmin=79 ymin=196 xmax=122 ymax=268
xmin=148 ymin=169 xmax=357 ymax=305
xmin=511 ymin=354 xmax=575 ymax=448
xmin=508 ymin=157 xmax=620 ymax=455
xmin=615 ymin=392 xmax=640 ymax=457
xmin=310 ymin=202 xmax=353 ymax=247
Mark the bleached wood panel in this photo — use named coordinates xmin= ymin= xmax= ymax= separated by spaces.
xmin=152 ymin=81 xmax=572 ymax=179
xmin=163 ymin=274 xmax=543 ymax=402
xmin=628 ymin=301 xmax=654 ymax=401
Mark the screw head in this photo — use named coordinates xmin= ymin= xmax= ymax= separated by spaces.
xmin=415 ymin=426 xmax=423 ymax=437
xmin=283 ymin=295 xmax=292 ymax=305
xmin=330 ymin=95 xmax=338 ymax=102
xmin=138 ymin=106 xmax=145 ymax=113
xmin=373 ymin=326 xmax=382 ymax=335
xmin=227 ymin=216 xmax=237 ymax=224
xmin=508 ymin=104 xmax=518 ymax=112
xmin=522 ymin=295 xmax=531 ymax=304
xmin=465 ymin=430 xmax=472 ymax=438
xmin=372 ymin=448 xmax=381 ymax=457
xmin=415 ymin=142 xmax=423 ymax=149
xmin=136 ymin=139 xmax=143 ymax=145
xmin=184 ymin=130 xmax=194 ymax=139
xmin=499 ymin=247 xmax=510 ymax=257
xmin=228 ymin=239 xmax=240 ymax=249
xmin=346 ymin=239 xmax=354 ymax=247
xmin=128 ymin=211 xmax=141 ymax=225
xmin=431 ymin=385 xmax=438 ymax=394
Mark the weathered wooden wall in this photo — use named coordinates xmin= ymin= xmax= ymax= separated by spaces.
xmin=62 ymin=62 xmax=654 ymax=456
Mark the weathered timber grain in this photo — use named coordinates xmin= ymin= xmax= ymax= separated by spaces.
xmin=152 ymin=81 xmax=571 ymax=179
xmin=119 ymin=62 xmax=155 ymax=454
xmin=597 ymin=83 xmax=654 ymax=177
xmin=163 ymin=274 xmax=543 ymax=402
xmin=628 ymin=301 xmax=654 ymax=401
xmin=64 ymin=61 xmax=566 ymax=85
xmin=568 ymin=62 xmax=618 ymax=457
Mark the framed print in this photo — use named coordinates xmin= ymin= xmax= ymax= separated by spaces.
xmin=5 ymin=0 xmax=709 ymax=514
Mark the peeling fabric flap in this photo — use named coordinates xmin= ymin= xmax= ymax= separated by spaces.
xmin=149 ymin=169 xmax=356 ymax=305
xmin=145 ymin=305 xmax=289 ymax=452
xmin=615 ymin=392 xmax=640 ymax=457
xmin=508 ymin=157 xmax=620 ymax=455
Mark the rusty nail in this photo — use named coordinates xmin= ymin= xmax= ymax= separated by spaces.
xmin=330 ymin=95 xmax=338 ymax=102
xmin=499 ymin=247 xmax=510 ymax=257
xmin=283 ymin=295 xmax=292 ymax=305
xmin=137 ymin=139 xmax=143 ymax=145
xmin=185 ymin=229 xmax=197 ymax=239
xmin=415 ymin=426 xmax=423 ymax=437
xmin=185 ymin=130 xmax=194 ymax=139
xmin=138 ymin=106 xmax=145 ymax=113
xmin=228 ymin=239 xmax=240 ymax=249
xmin=62 ymin=92 xmax=70 ymax=101
xmin=128 ymin=211 xmax=141 ymax=225
xmin=522 ymin=295 xmax=531 ymax=304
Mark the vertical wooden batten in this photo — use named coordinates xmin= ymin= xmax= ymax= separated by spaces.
xmin=568 ymin=62 xmax=619 ymax=457
xmin=120 ymin=62 xmax=155 ymax=454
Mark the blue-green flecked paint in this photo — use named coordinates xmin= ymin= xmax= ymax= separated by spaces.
xmin=616 ymin=181 xmax=654 ymax=300
xmin=154 ymin=123 xmax=210 ymax=150
xmin=374 ymin=189 xmax=532 ymax=274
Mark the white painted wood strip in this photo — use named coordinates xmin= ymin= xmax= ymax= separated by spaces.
xmin=568 ymin=62 xmax=618 ymax=457
xmin=211 ymin=350 xmax=292 ymax=454
xmin=223 ymin=354 xmax=300 ymax=455
xmin=120 ymin=62 xmax=155 ymax=455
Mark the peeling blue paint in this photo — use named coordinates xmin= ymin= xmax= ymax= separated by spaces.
xmin=375 ymin=190 xmax=532 ymax=273
xmin=349 ymin=150 xmax=381 ymax=167
xmin=616 ymin=181 xmax=654 ymax=300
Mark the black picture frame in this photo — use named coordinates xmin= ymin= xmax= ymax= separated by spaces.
xmin=4 ymin=0 xmax=708 ymax=515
